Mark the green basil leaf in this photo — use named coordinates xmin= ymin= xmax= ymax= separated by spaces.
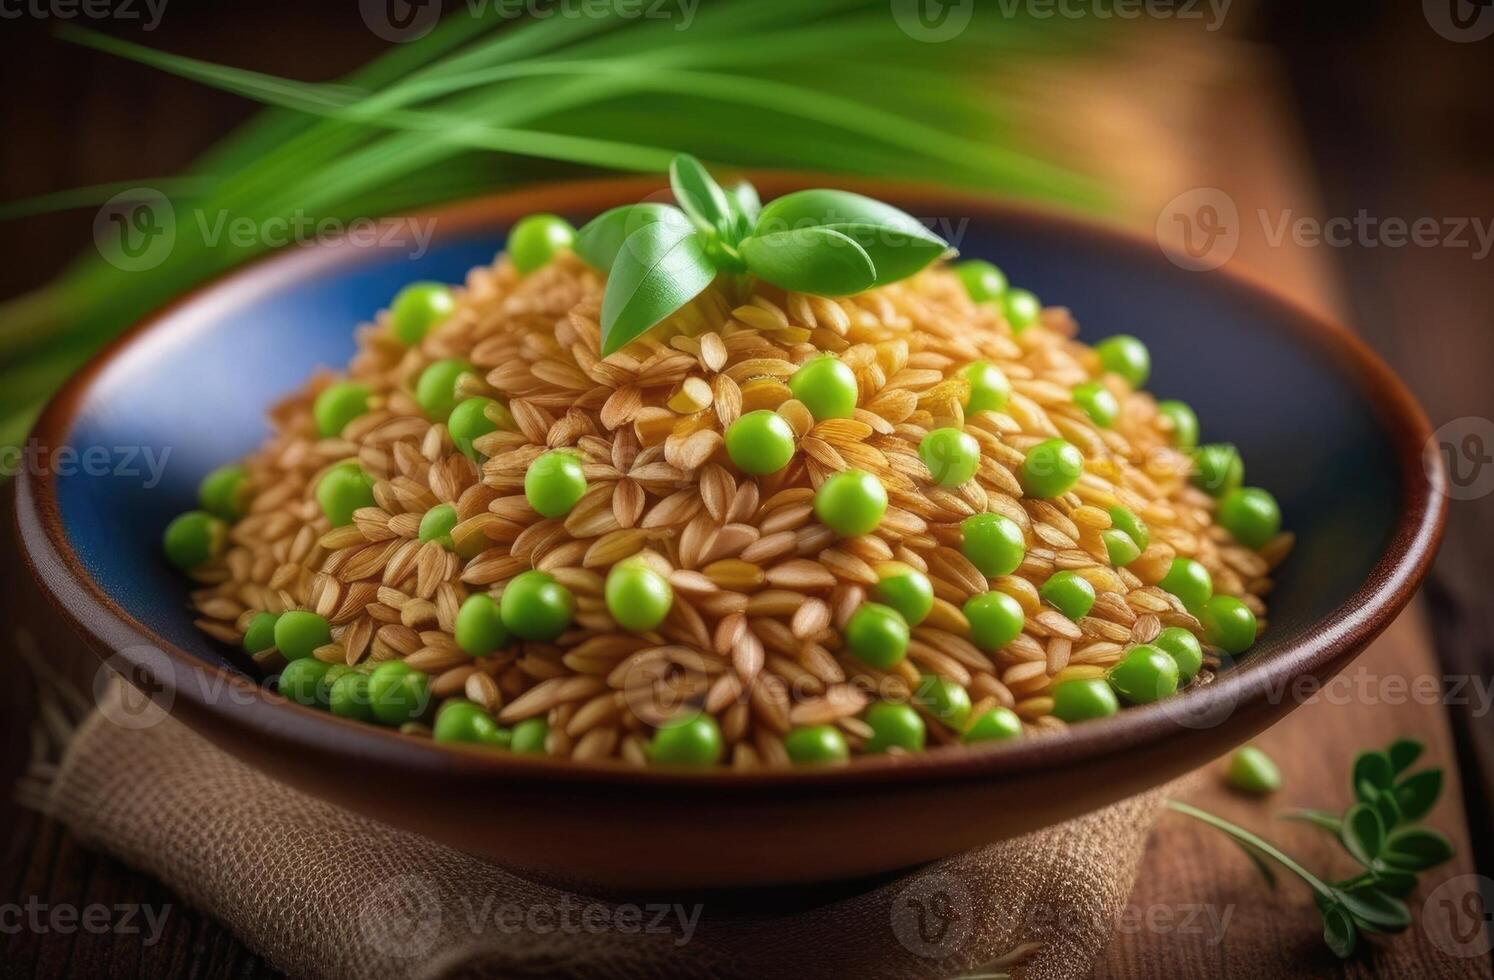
xmin=1339 ymin=886 xmax=1412 ymax=933
xmin=739 ymin=226 xmax=877 ymax=296
xmin=599 ymin=221 xmax=716 ymax=356
xmin=1381 ymin=827 xmax=1454 ymax=872
xmin=1280 ymin=808 xmax=1344 ymax=834
xmin=1321 ymin=903 xmax=1357 ymax=958
xmin=1340 ymin=803 xmax=1384 ymax=867
xmin=574 ymin=203 xmax=692 ymax=271
xmin=754 ymin=188 xmax=950 ymax=286
xmin=1375 ymin=788 xmax=1403 ymax=831
xmin=670 ymin=153 xmax=734 ymax=238
xmin=726 ymin=180 xmax=761 ymax=240
xmin=1351 ymin=750 xmax=1394 ymax=802
xmin=1393 ymin=769 xmax=1443 ymax=822
xmin=1370 ymin=869 xmax=1418 ymax=898
xmin=1387 ymin=738 xmax=1424 ymax=774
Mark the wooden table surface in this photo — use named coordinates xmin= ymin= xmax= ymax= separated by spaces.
xmin=2 ymin=9 xmax=1491 ymax=980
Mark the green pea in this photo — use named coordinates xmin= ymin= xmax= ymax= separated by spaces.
xmin=1153 ymin=626 xmax=1204 ymax=683
xmin=510 ymin=717 xmax=549 ymax=754
xmin=508 ymin=213 xmax=576 ymax=274
xmin=648 ymin=713 xmax=723 ymax=767
xmin=1157 ymin=399 xmax=1199 ymax=450
xmin=963 ymin=361 xmax=1011 ymax=415
xmin=1160 ymin=557 xmax=1213 ymax=614
xmin=329 ymin=671 xmax=374 ymax=722
xmin=725 ymin=410 xmax=797 ymax=475
xmin=813 ymin=469 xmax=887 ymax=537
xmin=1192 ymin=443 xmax=1243 ymax=497
xmin=448 ymin=396 xmax=512 ymax=461
xmin=1073 ymin=381 xmax=1120 ymax=428
xmin=845 ymin=603 xmax=910 ymax=669
xmin=455 ymin=593 xmax=509 ymax=656
xmin=367 ymin=661 xmax=430 ymax=725
xmin=864 ymin=702 xmax=926 ymax=753
xmin=1003 ymin=288 xmax=1041 ymax=332
xmin=313 ymin=382 xmax=370 ymax=438
xmin=1201 ymin=595 xmax=1257 ymax=654
xmin=390 ymin=281 xmax=455 ymax=346
xmin=960 ymin=512 xmax=1026 ymax=577
xmin=784 ymin=725 xmax=850 ymax=765
xmin=274 ymin=610 xmax=331 ymax=662
xmin=315 ymin=462 xmax=375 ymax=527
xmin=1108 ymin=506 xmax=1149 ymax=551
xmin=1107 ymin=644 xmax=1180 ymax=704
xmin=964 ymin=707 xmax=1023 ymax=743
xmin=524 ymin=450 xmax=587 ymax=518
xmin=955 ymin=260 xmax=1008 ymax=302
xmin=500 ymin=570 xmax=574 ymax=641
xmin=162 ymin=511 xmax=226 ymax=570
xmin=873 ymin=563 xmax=934 ymax=627
xmin=919 ymin=427 xmax=981 ymax=486
xmin=605 ymin=560 xmax=674 ymax=632
xmin=198 ymin=464 xmax=248 ymax=521
xmin=1041 ymin=570 xmax=1095 ymax=620
xmin=964 ymin=591 xmax=1025 ymax=652
xmin=1102 ymin=529 xmax=1141 ymax=567
xmin=1052 ymin=677 xmax=1119 ymax=722
xmin=415 ymin=358 xmax=474 ymax=421
xmin=788 ymin=356 xmax=858 ymax=421
xmin=1018 ymin=439 xmax=1084 ymax=499
xmin=434 ymin=700 xmax=509 ymax=746
xmin=243 ymin=612 xmax=280 ymax=654
xmin=278 ymin=658 xmax=332 ymax=708
xmin=419 ymin=504 xmax=459 ymax=551
xmin=915 ymin=674 xmax=972 ymax=729
xmin=1225 ymin=745 xmax=1281 ymax=795
xmin=1095 ymin=334 xmax=1151 ymax=388
xmin=1217 ymin=487 xmax=1281 ymax=550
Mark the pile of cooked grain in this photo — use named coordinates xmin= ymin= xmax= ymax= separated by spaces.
xmin=187 ymin=249 xmax=1289 ymax=767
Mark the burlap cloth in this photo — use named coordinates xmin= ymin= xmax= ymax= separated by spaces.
xmin=38 ymin=679 xmax=1179 ymax=980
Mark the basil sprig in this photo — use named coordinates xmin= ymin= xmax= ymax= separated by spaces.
xmin=576 ymin=154 xmax=952 ymax=355
xmin=1171 ymin=737 xmax=1455 ymax=960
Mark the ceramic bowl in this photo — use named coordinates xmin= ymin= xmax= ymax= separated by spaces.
xmin=16 ymin=176 xmax=1446 ymax=887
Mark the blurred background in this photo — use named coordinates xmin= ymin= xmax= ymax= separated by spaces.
xmin=1 ymin=0 xmax=1491 ymax=974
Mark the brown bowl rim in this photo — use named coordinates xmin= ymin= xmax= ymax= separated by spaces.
xmin=15 ymin=173 xmax=1448 ymax=796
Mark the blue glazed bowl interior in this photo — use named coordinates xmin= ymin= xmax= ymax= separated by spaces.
xmin=55 ymin=210 xmax=1399 ymax=679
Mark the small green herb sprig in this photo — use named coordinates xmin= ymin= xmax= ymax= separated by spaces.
xmin=1169 ymin=738 xmax=1454 ymax=959
xmin=575 ymin=154 xmax=951 ymax=355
